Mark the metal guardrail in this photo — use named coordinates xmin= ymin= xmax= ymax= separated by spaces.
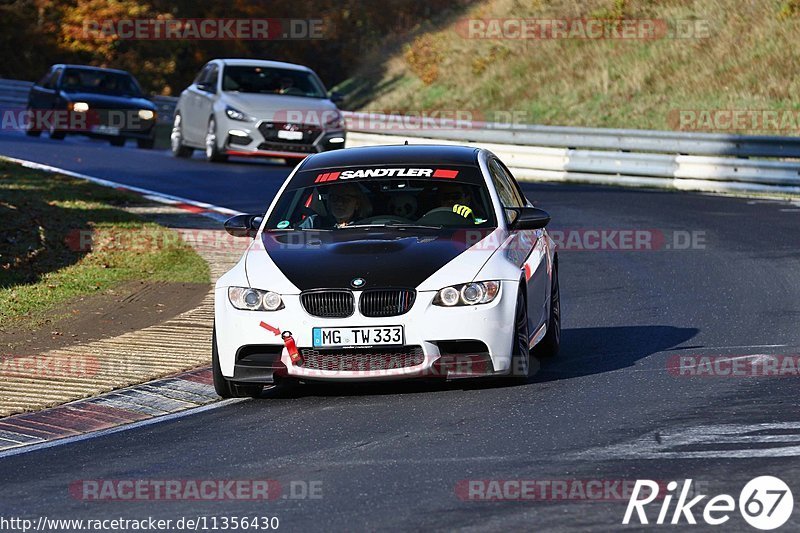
xmin=2 ymin=79 xmax=799 ymax=194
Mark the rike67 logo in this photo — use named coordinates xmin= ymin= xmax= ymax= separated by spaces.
xmin=623 ymin=477 xmax=794 ymax=530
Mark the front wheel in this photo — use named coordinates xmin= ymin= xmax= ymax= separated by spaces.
xmin=509 ymin=286 xmax=534 ymax=383
xmin=212 ymin=328 xmax=263 ymax=398
xmin=533 ymin=258 xmax=561 ymax=359
xmin=205 ymin=117 xmax=228 ymax=163
xmin=170 ymin=113 xmax=193 ymax=158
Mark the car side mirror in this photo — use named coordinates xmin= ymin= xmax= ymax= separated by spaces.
xmin=329 ymin=91 xmax=344 ymax=105
xmin=224 ymin=214 xmax=263 ymax=238
xmin=508 ymin=207 xmax=551 ymax=230
xmin=197 ymin=82 xmax=216 ymax=94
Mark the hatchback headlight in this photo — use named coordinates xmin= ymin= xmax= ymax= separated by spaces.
xmin=432 ymin=281 xmax=500 ymax=307
xmin=225 ymin=106 xmax=251 ymax=122
xmin=228 ymin=287 xmax=284 ymax=311
xmin=324 ymin=110 xmax=343 ymax=129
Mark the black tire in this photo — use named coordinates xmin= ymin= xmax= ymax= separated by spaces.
xmin=204 ymin=117 xmax=228 ymax=163
xmin=110 ymin=137 xmax=125 ymax=147
xmin=509 ymin=285 xmax=534 ymax=383
xmin=533 ymin=258 xmax=561 ymax=359
xmin=212 ymin=328 xmax=263 ymax=398
xmin=170 ymin=113 xmax=193 ymax=158
xmin=25 ymin=116 xmax=42 ymax=137
xmin=137 ymin=137 xmax=155 ymax=149
xmin=48 ymin=123 xmax=65 ymax=140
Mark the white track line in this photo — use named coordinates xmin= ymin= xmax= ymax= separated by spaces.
xmin=0 ymin=154 xmax=243 ymax=219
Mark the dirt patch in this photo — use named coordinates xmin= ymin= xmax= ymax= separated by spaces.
xmin=0 ymin=280 xmax=209 ymax=355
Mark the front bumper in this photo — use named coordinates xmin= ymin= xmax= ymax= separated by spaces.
xmin=217 ymin=113 xmax=345 ymax=158
xmin=214 ymin=282 xmax=519 ymax=383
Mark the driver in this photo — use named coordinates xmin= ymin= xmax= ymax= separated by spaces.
xmin=299 ymin=183 xmax=371 ymax=229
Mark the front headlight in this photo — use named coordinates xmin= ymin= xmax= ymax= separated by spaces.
xmin=69 ymin=102 xmax=89 ymax=112
xmin=138 ymin=109 xmax=155 ymax=121
xmin=432 ymin=281 xmax=500 ymax=307
xmin=324 ymin=110 xmax=343 ymax=129
xmin=225 ymin=106 xmax=251 ymax=122
xmin=228 ymin=287 xmax=284 ymax=311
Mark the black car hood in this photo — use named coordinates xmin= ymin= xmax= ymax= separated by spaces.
xmin=260 ymin=228 xmax=492 ymax=290
xmin=62 ymin=92 xmax=155 ymax=110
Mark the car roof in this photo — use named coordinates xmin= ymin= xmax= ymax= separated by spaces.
xmin=212 ymin=58 xmax=312 ymax=72
xmin=300 ymin=145 xmax=481 ymax=171
xmin=52 ymin=64 xmax=134 ymax=76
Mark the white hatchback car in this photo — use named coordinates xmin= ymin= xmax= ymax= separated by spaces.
xmin=171 ymin=58 xmax=346 ymax=164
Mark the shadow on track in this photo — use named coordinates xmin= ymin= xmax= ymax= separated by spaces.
xmin=531 ymin=325 xmax=699 ymax=383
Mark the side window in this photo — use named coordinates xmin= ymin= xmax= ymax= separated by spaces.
xmin=193 ymin=64 xmax=211 ymax=85
xmin=489 ymin=158 xmax=525 ymax=225
xmin=202 ymin=64 xmax=219 ymax=91
xmin=36 ymin=68 xmax=53 ymax=87
xmin=41 ymin=68 xmax=62 ymax=90
xmin=495 ymin=159 xmax=527 ymax=207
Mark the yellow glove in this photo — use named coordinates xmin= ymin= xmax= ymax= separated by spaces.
xmin=452 ymin=204 xmax=473 ymax=219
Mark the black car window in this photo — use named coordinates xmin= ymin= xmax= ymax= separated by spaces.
xmin=488 ymin=158 xmax=525 ymax=225
xmin=193 ymin=64 xmax=211 ymax=85
xmin=41 ymin=68 xmax=61 ymax=90
xmin=60 ymin=69 xmax=142 ymax=97
xmin=222 ymin=66 xmax=327 ymax=98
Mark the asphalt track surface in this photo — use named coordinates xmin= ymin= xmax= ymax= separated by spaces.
xmin=2 ymin=130 xmax=800 ymax=531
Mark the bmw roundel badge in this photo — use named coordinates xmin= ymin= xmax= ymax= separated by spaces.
xmin=351 ymin=278 xmax=366 ymax=288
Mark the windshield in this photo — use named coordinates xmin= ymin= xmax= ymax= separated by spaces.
xmin=222 ymin=65 xmax=327 ymax=98
xmin=266 ymin=178 xmax=496 ymax=231
xmin=61 ymin=69 xmax=143 ymax=97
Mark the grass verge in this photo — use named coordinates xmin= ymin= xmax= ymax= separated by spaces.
xmin=0 ymin=160 xmax=209 ymax=331
xmin=339 ymin=0 xmax=800 ymax=134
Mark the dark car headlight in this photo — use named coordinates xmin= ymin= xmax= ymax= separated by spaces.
xmin=432 ymin=281 xmax=500 ymax=307
xmin=228 ymin=287 xmax=283 ymax=311
xmin=324 ymin=110 xmax=343 ymax=129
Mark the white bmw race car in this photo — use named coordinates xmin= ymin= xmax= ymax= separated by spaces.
xmin=213 ymin=144 xmax=560 ymax=397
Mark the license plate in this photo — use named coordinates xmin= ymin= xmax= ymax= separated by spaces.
xmin=277 ymin=130 xmax=303 ymax=141
xmin=92 ymin=125 xmax=120 ymax=135
xmin=312 ymin=326 xmax=404 ymax=348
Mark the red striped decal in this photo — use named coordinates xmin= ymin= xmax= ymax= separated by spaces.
xmin=433 ymin=169 xmax=459 ymax=179
xmin=315 ymin=173 xmax=328 ymax=183
xmin=325 ymin=171 xmax=341 ymax=182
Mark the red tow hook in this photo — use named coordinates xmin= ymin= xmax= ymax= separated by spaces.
xmin=282 ymin=331 xmax=302 ymax=365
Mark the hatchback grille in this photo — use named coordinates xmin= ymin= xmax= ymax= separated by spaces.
xmin=300 ymin=346 xmax=424 ymax=371
xmin=257 ymin=122 xmax=321 ymax=144
xmin=300 ymin=290 xmax=354 ymax=318
xmin=359 ymin=289 xmax=416 ymax=317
